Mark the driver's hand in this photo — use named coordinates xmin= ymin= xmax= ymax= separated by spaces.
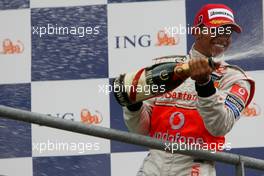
xmin=189 ymin=57 xmax=213 ymax=84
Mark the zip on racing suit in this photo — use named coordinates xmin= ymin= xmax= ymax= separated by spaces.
xmin=121 ymin=47 xmax=255 ymax=176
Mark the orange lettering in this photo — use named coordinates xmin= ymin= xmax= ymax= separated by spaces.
xmin=191 ymin=164 xmax=200 ymax=176
xmin=172 ymin=92 xmax=177 ymax=98
xmin=1 ymin=39 xmax=24 ymax=54
xmin=156 ymin=30 xmax=178 ymax=46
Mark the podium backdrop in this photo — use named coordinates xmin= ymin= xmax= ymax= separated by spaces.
xmin=0 ymin=0 xmax=263 ymax=175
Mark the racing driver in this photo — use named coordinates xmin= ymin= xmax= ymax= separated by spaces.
xmin=116 ymin=4 xmax=255 ymax=176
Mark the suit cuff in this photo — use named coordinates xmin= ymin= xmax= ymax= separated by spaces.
xmin=126 ymin=102 xmax=143 ymax=111
xmin=195 ymin=79 xmax=216 ymax=97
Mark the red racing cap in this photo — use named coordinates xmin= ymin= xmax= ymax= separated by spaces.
xmin=193 ymin=4 xmax=242 ymax=33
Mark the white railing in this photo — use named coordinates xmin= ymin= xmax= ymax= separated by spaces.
xmin=0 ymin=105 xmax=263 ymax=176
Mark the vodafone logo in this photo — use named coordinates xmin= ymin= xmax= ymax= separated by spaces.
xmin=238 ymin=87 xmax=246 ymax=96
xmin=230 ymin=84 xmax=248 ymax=103
xmin=169 ymin=112 xmax=185 ymax=130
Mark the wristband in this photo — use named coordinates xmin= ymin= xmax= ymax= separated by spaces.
xmin=195 ymin=79 xmax=216 ymax=97
xmin=127 ymin=102 xmax=143 ymax=111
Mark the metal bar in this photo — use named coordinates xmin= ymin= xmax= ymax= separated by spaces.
xmin=0 ymin=105 xmax=263 ymax=171
xmin=236 ymin=158 xmax=245 ymax=176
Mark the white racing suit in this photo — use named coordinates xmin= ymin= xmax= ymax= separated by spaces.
xmin=122 ymin=48 xmax=255 ymax=176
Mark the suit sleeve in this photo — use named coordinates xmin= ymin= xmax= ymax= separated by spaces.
xmin=122 ymin=99 xmax=154 ymax=135
xmin=196 ymin=75 xmax=254 ymax=137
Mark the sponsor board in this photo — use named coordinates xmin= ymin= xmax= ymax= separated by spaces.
xmin=108 ymin=0 xmax=187 ymax=77
xmin=31 ymin=79 xmax=110 ymax=156
xmin=111 ymin=152 xmax=148 ymax=176
xmin=0 ymin=39 xmax=24 ymax=54
xmin=0 ymin=158 xmax=33 ymax=176
xmin=0 ymin=9 xmax=31 ymax=84
xmin=31 ymin=0 xmax=107 ymax=8
xmin=226 ymin=70 xmax=264 ymax=148
xmin=31 ymin=5 xmax=108 ymax=81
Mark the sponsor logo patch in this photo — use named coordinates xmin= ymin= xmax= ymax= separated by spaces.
xmin=226 ymin=95 xmax=244 ymax=112
xmin=225 ymin=100 xmax=240 ymax=119
xmin=208 ymin=8 xmax=234 ymax=20
xmin=230 ymin=84 xmax=248 ymax=103
xmin=209 ymin=19 xmax=230 ymax=25
xmin=225 ymin=94 xmax=245 ymax=119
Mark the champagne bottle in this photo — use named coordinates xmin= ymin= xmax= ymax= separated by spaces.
xmin=113 ymin=56 xmax=214 ymax=106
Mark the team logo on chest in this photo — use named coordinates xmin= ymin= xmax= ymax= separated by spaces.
xmin=169 ymin=112 xmax=185 ymax=130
